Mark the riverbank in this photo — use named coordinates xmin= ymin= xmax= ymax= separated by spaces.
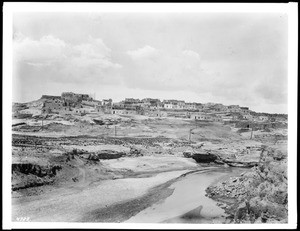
xmin=12 ymin=166 xmax=197 ymax=222
xmin=205 ymin=146 xmax=288 ymax=224
xmin=124 ymin=167 xmax=246 ymax=224
xmin=80 ymin=166 xmax=225 ymax=223
xmin=12 ymin=164 xmax=234 ymax=223
xmin=11 ymin=115 xmax=288 ymax=224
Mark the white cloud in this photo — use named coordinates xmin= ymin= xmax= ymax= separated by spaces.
xmin=14 ymin=35 xmax=122 ymax=83
xmin=12 ymin=13 xmax=288 ymax=113
xmin=123 ymin=48 xmax=210 ymax=92
xmin=127 ymin=45 xmax=159 ymax=60
xmin=14 ymin=34 xmax=66 ymax=64
xmin=182 ymin=49 xmax=201 ymax=60
xmin=70 ymin=37 xmax=122 ymax=69
xmin=124 ymin=45 xmax=288 ymax=113
xmin=73 ymin=37 xmax=111 ymax=59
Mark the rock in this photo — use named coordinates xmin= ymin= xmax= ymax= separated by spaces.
xmin=93 ymin=119 xmax=105 ymax=125
xmin=94 ymin=150 xmax=126 ymax=159
xmin=214 ymin=159 xmax=225 ymax=165
xmin=180 ymin=205 xmax=203 ymax=219
xmin=183 ymin=151 xmax=193 ymax=158
xmin=234 ymin=201 xmax=249 ymax=222
xmin=224 ymin=163 xmax=230 ymax=168
xmin=192 ymin=152 xmax=218 ymax=163
xmin=129 ymin=146 xmax=143 ymax=156
xmin=12 ymin=163 xmax=62 ymax=178
xmin=88 ymin=153 xmax=100 ymax=161
xmin=272 ymin=150 xmax=286 ymax=161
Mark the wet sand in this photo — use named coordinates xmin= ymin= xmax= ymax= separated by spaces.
xmin=12 ymin=170 xmax=190 ymax=222
xmin=12 ymin=162 xmax=244 ymax=223
xmin=125 ymin=168 xmax=245 ymax=223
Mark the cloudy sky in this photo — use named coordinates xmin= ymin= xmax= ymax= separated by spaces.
xmin=13 ymin=12 xmax=288 ymax=113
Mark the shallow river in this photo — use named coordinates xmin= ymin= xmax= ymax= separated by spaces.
xmin=125 ymin=167 xmax=245 ymax=224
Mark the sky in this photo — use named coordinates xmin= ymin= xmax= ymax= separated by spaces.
xmin=12 ymin=12 xmax=288 ymax=114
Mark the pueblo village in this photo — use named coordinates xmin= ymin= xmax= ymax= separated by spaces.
xmin=12 ymin=91 xmax=288 ymax=223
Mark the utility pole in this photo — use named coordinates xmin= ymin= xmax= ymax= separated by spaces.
xmin=41 ymin=114 xmax=47 ymax=131
xmin=114 ymin=126 xmax=117 ymax=137
xmin=250 ymin=123 xmax=253 ymax=139
xmin=188 ymin=128 xmax=192 ymax=142
xmin=259 ymin=146 xmax=266 ymax=164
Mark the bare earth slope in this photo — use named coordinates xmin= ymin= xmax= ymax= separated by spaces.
xmin=11 ymin=112 xmax=287 ymax=223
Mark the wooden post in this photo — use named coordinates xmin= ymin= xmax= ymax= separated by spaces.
xmin=259 ymin=148 xmax=265 ymax=163
xmin=41 ymin=114 xmax=47 ymax=131
xmin=250 ymin=123 xmax=253 ymax=139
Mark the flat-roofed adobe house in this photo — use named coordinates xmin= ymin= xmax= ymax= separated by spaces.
xmin=82 ymin=100 xmax=102 ymax=107
xmin=258 ymin=115 xmax=269 ymax=122
xmin=163 ymin=103 xmax=174 ymax=109
xmin=221 ymin=114 xmax=234 ymax=121
xmin=240 ymin=107 xmax=250 ymax=114
xmin=163 ymin=100 xmax=185 ymax=110
xmin=61 ymin=92 xmax=92 ymax=103
xmin=190 ymin=113 xmax=213 ymax=121
xmin=102 ymin=99 xmax=113 ymax=106
xmin=41 ymin=95 xmax=61 ymax=101
xmin=242 ymin=114 xmax=253 ymax=120
xmin=184 ymin=103 xmax=197 ymax=110
xmin=111 ymin=108 xmax=138 ymax=115
xmin=42 ymin=98 xmax=63 ymax=113
xmin=175 ymin=101 xmax=185 ymax=110
xmin=111 ymin=109 xmax=125 ymax=115
xmin=163 ymin=100 xmax=176 ymax=109
xmin=146 ymin=110 xmax=168 ymax=117
xmin=124 ymin=109 xmax=138 ymax=115
xmin=124 ymin=98 xmax=140 ymax=105
xmin=228 ymin=105 xmax=241 ymax=113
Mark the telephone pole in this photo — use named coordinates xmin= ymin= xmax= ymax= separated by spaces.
xmin=188 ymin=128 xmax=192 ymax=142
xmin=41 ymin=114 xmax=47 ymax=131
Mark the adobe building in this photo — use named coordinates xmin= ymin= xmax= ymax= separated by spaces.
xmin=190 ymin=113 xmax=213 ymax=121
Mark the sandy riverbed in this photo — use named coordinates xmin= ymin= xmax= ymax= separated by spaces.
xmin=12 ymin=164 xmax=245 ymax=224
xmin=125 ymin=167 xmax=246 ymax=223
xmin=12 ymin=169 xmax=192 ymax=222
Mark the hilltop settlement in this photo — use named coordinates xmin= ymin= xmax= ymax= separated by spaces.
xmin=12 ymin=92 xmax=288 ymax=224
xmin=15 ymin=92 xmax=286 ymax=124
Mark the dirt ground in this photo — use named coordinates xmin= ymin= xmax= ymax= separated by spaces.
xmin=11 ymin=113 xmax=288 ymax=223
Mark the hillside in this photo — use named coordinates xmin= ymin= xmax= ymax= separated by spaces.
xmin=11 ymin=98 xmax=288 ymax=223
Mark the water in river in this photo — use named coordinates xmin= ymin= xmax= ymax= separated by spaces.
xmin=125 ymin=167 xmax=243 ymax=224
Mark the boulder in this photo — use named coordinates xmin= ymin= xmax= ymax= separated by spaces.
xmin=129 ymin=146 xmax=143 ymax=156
xmin=12 ymin=163 xmax=62 ymax=177
xmin=192 ymin=152 xmax=218 ymax=163
xmin=183 ymin=151 xmax=193 ymax=158
xmin=93 ymin=119 xmax=105 ymax=125
xmin=94 ymin=150 xmax=126 ymax=159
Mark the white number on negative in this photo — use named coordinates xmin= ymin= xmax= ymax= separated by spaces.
xmin=16 ymin=217 xmax=30 ymax=222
